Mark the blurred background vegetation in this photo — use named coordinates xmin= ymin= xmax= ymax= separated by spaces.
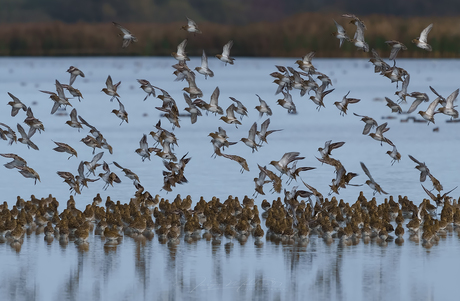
xmin=0 ymin=0 xmax=459 ymax=57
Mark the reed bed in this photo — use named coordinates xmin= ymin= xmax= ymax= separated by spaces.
xmin=0 ymin=13 xmax=460 ymax=57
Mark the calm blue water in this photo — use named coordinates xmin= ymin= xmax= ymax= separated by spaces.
xmin=1 ymin=57 xmax=460 ymax=301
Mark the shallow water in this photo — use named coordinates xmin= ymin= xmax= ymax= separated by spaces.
xmin=1 ymin=57 xmax=460 ymax=301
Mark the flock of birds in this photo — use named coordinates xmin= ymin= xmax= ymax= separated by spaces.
xmin=1 ymin=14 xmax=460 ymax=249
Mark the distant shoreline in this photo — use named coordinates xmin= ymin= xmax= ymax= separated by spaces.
xmin=0 ymin=13 xmax=459 ymax=57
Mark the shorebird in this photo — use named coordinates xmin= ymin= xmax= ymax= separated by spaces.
xmin=7 ymin=92 xmax=27 ymax=117
xmin=386 ymin=145 xmax=401 ymax=165
xmin=40 ymin=79 xmax=72 ymax=114
xmin=16 ymin=165 xmax=40 ymax=184
xmin=207 ymin=86 xmax=224 ymax=115
xmin=334 ymin=91 xmax=360 ymax=115
xmin=418 ymin=97 xmax=440 ymax=124
xmin=135 ymin=134 xmax=158 ymax=162
xmin=61 ymin=84 xmax=83 ymax=102
xmin=353 ymin=113 xmax=378 ymax=135
xmin=229 ymin=97 xmax=248 ymax=120
xmin=113 ymin=22 xmax=137 ymax=48
xmin=17 ymin=123 xmax=38 ymax=150
xmin=285 ymin=161 xmax=316 ymax=185
xmin=102 ymin=75 xmax=120 ymax=102
xmin=255 ymin=94 xmax=272 ymax=117
xmin=219 ymin=151 xmax=249 ymax=173
xmin=66 ymin=66 xmax=85 ymax=85
xmin=408 ymin=155 xmax=430 ymax=182
xmin=137 ymin=79 xmax=156 ymax=100
xmin=258 ymin=165 xmax=282 ymax=193
xmin=395 ymin=74 xmax=410 ymax=103
xmin=84 ymin=151 xmax=104 ymax=176
xmin=53 ymin=141 xmax=78 ymax=159
xmin=183 ymin=93 xmax=202 ymax=124
xmin=113 ymin=161 xmax=140 ymax=184
xmin=195 ymin=50 xmax=214 ymax=79
xmin=253 ymin=165 xmax=271 ymax=197
xmin=81 ymin=135 xmax=102 ymax=154
xmin=422 ymin=184 xmax=457 ymax=212
xmin=277 ymin=90 xmax=297 ymax=114
xmin=256 ymin=118 xmax=282 ymax=145
xmin=384 ymin=97 xmax=402 ymax=113
xmin=183 ymin=69 xmax=203 ymax=99
xmin=310 ymin=83 xmax=335 ymax=110
xmin=369 ymin=122 xmax=393 ymax=146
xmin=437 ymin=88 xmax=459 ymax=119
xmin=385 ymin=40 xmax=407 ymax=61
xmin=220 ymin=104 xmax=242 ymax=127
xmin=369 ymin=49 xmax=390 ymax=74
xmin=57 ymin=171 xmax=81 ymax=195
xmin=295 ymin=51 xmax=316 ymax=73
xmin=98 ymin=161 xmax=121 ymax=190
xmin=77 ymin=161 xmax=99 ymax=189
xmin=360 ymin=162 xmax=388 ymax=195
xmin=407 ymin=91 xmax=429 ymax=113
xmin=182 ymin=17 xmax=202 ymax=35
xmin=0 ymin=123 xmax=17 ymax=144
xmin=412 ymin=23 xmax=433 ymax=51
xmin=112 ymin=99 xmax=128 ymax=125
xmin=241 ymin=122 xmax=261 ymax=153
xmin=348 ymin=16 xmax=369 ymax=52
xmin=270 ymin=152 xmax=304 ymax=176
xmin=24 ymin=107 xmax=45 ymax=133
xmin=318 ymin=140 xmax=345 ymax=159
xmin=0 ymin=153 xmax=27 ymax=169
xmin=65 ymin=108 xmax=83 ymax=131
xmin=216 ymin=40 xmax=235 ymax=66
xmin=171 ymin=39 xmax=190 ymax=62
xmin=332 ymin=20 xmax=349 ymax=48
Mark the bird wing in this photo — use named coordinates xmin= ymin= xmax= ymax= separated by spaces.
xmin=419 ymin=23 xmax=433 ymax=43
xmin=222 ymin=40 xmax=233 ymax=57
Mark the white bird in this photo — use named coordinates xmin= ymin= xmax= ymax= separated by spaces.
xmin=216 ymin=40 xmax=235 ymax=65
xmin=412 ymin=23 xmax=433 ymax=51
xmin=195 ymin=50 xmax=214 ymax=79
xmin=113 ymin=22 xmax=137 ymax=48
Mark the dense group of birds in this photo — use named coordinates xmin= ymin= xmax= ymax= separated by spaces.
xmin=1 ymin=14 xmax=460 ymax=251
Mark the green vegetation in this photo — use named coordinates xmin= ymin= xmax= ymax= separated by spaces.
xmin=0 ymin=13 xmax=459 ymax=57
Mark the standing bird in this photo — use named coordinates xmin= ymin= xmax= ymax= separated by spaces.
xmin=412 ymin=23 xmax=433 ymax=51
xmin=360 ymin=162 xmax=388 ymax=195
xmin=113 ymin=22 xmax=137 ymax=48
xmin=216 ymin=40 xmax=235 ymax=66
xmin=182 ymin=17 xmax=202 ymax=35
xmin=195 ymin=50 xmax=214 ymax=79
xmin=7 ymin=92 xmax=27 ymax=117
xmin=66 ymin=66 xmax=85 ymax=86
